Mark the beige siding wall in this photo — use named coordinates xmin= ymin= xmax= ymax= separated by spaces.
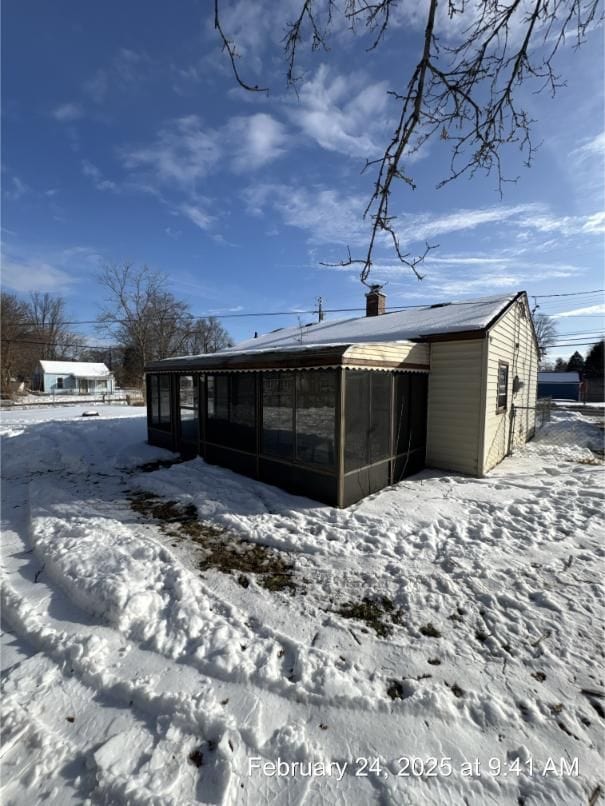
xmin=426 ymin=339 xmax=485 ymax=475
xmin=481 ymin=297 xmax=538 ymax=473
xmin=344 ymin=341 xmax=430 ymax=367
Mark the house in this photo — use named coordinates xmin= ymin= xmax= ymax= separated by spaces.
xmin=145 ymin=290 xmax=538 ymax=507
xmin=537 ymin=371 xmax=581 ymax=401
xmin=34 ymin=360 xmax=115 ymax=395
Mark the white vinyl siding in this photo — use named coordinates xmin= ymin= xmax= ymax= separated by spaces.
xmin=481 ymin=297 xmax=538 ymax=473
xmin=426 ymin=339 xmax=484 ymax=475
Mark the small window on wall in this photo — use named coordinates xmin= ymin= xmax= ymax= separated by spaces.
xmin=497 ymin=362 xmax=509 ymax=412
xmin=262 ymin=373 xmax=294 ymax=459
xmin=56 ymin=377 xmax=64 ymax=389
xmin=148 ymin=374 xmax=172 ymax=430
xmin=295 ymin=371 xmax=336 ymax=467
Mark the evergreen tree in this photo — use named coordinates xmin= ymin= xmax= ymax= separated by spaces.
xmin=566 ymin=351 xmax=585 ymax=372
xmin=584 ymin=340 xmax=604 ymax=377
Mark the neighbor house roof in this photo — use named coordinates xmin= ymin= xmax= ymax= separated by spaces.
xmin=537 ymin=371 xmax=581 ymax=383
xmin=39 ymin=360 xmax=112 ymax=378
xmin=146 ymin=293 xmax=526 ymax=373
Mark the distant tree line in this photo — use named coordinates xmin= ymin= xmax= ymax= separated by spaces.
xmin=97 ymin=264 xmax=232 ymax=388
xmin=1 ymin=264 xmax=232 ymax=397
xmin=542 ymin=341 xmax=604 ymax=376
xmin=1 ymin=291 xmax=83 ymax=396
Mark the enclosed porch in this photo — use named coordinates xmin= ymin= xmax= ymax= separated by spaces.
xmin=146 ymin=343 xmax=429 ymax=507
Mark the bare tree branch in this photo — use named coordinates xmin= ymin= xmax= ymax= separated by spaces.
xmin=216 ymin=0 xmax=603 ymax=286
xmin=214 ymin=0 xmax=269 ymax=92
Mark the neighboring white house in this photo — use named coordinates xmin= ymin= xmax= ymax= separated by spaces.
xmin=34 ymin=361 xmax=115 ymax=395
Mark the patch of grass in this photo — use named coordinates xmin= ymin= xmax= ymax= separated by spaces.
xmin=337 ymin=596 xmax=404 ymax=638
xmin=449 ymin=683 xmax=465 ymax=698
xmin=132 ymin=457 xmax=187 ymax=474
xmin=188 ymin=748 xmax=204 ymax=768
xmin=128 ymin=491 xmax=296 ymax=593
xmin=386 ymin=679 xmax=406 ymax=700
xmin=419 ymin=622 xmax=441 ymax=638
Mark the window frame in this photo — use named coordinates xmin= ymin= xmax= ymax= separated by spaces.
xmin=294 ymin=370 xmax=337 ymax=468
xmin=148 ymin=373 xmax=173 ymax=431
xmin=178 ymin=374 xmax=198 ymax=443
xmin=496 ymin=361 xmax=509 ymax=413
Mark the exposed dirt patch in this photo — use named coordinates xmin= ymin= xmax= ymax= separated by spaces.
xmin=419 ymin=622 xmax=442 ymax=638
xmin=128 ymin=491 xmax=296 ymax=593
xmin=337 ymin=596 xmax=404 ymax=638
xmin=132 ymin=457 xmax=188 ymax=474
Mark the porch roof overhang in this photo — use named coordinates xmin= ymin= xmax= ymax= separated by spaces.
xmin=145 ymin=340 xmax=430 ymax=374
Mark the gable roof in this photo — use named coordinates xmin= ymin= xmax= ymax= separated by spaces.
xmin=224 ymin=293 xmax=519 ymax=354
xmin=146 ymin=292 xmax=530 ymax=373
xmin=39 ymin=360 xmax=112 ymax=378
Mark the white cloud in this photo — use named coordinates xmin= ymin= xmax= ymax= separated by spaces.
xmin=2 ymin=260 xmax=76 ymax=292
xmin=5 ymin=177 xmax=29 ymax=200
xmin=244 ymin=183 xmax=605 ymax=281
xmin=81 ymin=160 xmax=118 ymax=192
xmin=52 ymin=102 xmax=84 ymax=122
xmin=229 ymin=113 xmax=288 ymax=171
xmin=179 ymin=203 xmax=214 ymax=231
xmin=573 ymin=131 xmax=605 ymax=160
xmin=122 ymin=116 xmax=220 ymax=190
xmin=582 ymin=212 xmax=605 ymax=234
xmin=122 ymin=112 xmax=289 ymax=189
xmin=287 ymin=65 xmax=389 ymax=158
xmin=243 ymin=182 xmax=368 ymax=246
xmin=398 ymin=205 xmax=538 ymax=243
xmin=554 ymin=303 xmax=605 ymax=318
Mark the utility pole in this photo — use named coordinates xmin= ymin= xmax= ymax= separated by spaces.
xmin=316 ymin=296 xmax=325 ymax=323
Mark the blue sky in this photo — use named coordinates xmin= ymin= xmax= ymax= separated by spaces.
xmin=2 ymin=1 xmax=604 ymax=360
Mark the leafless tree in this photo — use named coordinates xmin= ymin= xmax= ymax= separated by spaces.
xmin=181 ymin=316 xmax=233 ymax=354
xmin=533 ymin=312 xmax=558 ymax=357
xmin=216 ymin=0 xmax=601 ymax=284
xmin=97 ymin=264 xmax=232 ymax=387
xmin=28 ymin=292 xmax=69 ymax=360
xmin=1 ymin=293 xmax=33 ymax=395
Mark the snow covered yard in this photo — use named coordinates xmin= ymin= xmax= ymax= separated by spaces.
xmin=1 ymin=405 xmax=603 ymax=806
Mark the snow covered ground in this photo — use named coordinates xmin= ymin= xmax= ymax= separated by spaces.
xmin=1 ymin=405 xmax=603 ymax=805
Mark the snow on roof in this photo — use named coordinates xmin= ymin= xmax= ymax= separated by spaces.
xmin=222 ymin=293 xmax=519 ymax=355
xmin=538 ymin=371 xmax=581 ymax=383
xmin=39 ymin=360 xmax=112 ymax=378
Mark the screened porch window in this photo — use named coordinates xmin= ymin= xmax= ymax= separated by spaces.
xmin=345 ymin=371 xmax=392 ymax=471
xmin=207 ymin=374 xmax=256 ymax=451
xmin=497 ymin=362 xmax=509 ymax=412
xmin=262 ymin=373 xmax=294 ymax=459
xmin=149 ymin=374 xmax=172 ymax=430
xmin=295 ymin=371 xmax=336 ymax=467
xmin=179 ymin=375 xmax=198 ymax=442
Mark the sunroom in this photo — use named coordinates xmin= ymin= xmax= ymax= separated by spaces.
xmin=145 ymin=341 xmax=429 ymax=507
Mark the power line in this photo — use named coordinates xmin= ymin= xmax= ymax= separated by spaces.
xmin=528 ymin=288 xmax=605 ymax=299
xmin=11 ymin=289 xmax=604 ymax=329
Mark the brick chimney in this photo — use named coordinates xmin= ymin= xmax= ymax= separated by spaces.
xmin=365 ymin=284 xmax=386 ymax=317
